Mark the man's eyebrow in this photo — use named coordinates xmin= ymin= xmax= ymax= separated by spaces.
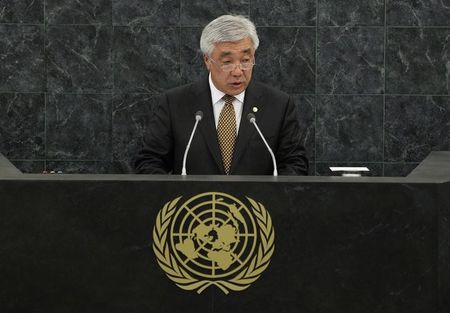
xmin=219 ymin=51 xmax=232 ymax=57
xmin=219 ymin=48 xmax=252 ymax=57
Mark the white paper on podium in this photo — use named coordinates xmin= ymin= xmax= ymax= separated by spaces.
xmin=329 ymin=166 xmax=370 ymax=172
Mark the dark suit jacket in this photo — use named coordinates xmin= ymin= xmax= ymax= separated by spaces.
xmin=134 ymin=78 xmax=308 ymax=175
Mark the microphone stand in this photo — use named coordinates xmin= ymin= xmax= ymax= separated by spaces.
xmin=248 ymin=113 xmax=278 ymax=177
xmin=181 ymin=111 xmax=203 ymax=175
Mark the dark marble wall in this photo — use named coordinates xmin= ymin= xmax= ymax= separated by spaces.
xmin=0 ymin=0 xmax=449 ymax=175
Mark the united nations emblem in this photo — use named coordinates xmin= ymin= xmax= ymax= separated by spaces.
xmin=152 ymin=192 xmax=275 ymax=294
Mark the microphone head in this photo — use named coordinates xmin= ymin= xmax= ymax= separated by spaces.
xmin=195 ymin=110 xmax=203 ymax=121
xmin=247 ymin=113 xmax=256 ymax=123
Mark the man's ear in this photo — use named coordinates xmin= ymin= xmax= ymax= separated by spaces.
xmin=203 ymin=54 xmax=211 ymax=71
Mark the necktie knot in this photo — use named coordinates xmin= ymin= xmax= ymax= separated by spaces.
xmin=222 ymin=94 xmax=234 ymax=106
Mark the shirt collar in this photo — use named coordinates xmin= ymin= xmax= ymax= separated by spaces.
xmin=208 ymin=73 xmax=245 ymax=104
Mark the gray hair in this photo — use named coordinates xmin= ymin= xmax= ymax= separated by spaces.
xmin=200 ymin=15 xmax=259 ymax=57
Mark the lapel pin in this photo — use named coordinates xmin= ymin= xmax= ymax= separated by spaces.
xmin=252 ymin=106 xmax=258 ymax=113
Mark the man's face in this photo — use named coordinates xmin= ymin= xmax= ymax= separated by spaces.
xmin=203 ymin=37 xmax=255 ymax=96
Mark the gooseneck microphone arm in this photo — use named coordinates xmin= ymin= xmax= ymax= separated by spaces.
xmin=181 ymin=111 xmax=203 ymax=175
xmin=247 ymin=113 xmax=278 ymax=177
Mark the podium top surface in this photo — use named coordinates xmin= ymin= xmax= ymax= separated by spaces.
xmin=1 ymin=152 xmax=449 ymax=184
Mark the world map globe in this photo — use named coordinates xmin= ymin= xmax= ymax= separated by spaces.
xmin=170 ymin=192 xmax=258 ymax=279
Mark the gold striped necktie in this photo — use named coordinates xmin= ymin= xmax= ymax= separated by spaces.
xmin=217 ymin=94 xmax=236 ymax=175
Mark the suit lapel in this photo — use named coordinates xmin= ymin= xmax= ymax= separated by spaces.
xmin=189 ymin=79 xmax=224 ymax=173
xmin=231 ymin=81 xmax=265 ymax=172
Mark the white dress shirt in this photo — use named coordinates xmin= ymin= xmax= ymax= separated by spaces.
xmin=208 ymin=74 xmax=245 ymax=134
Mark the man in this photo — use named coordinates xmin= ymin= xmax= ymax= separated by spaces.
xmin=134 ymin=15 xmax=308 ymax=175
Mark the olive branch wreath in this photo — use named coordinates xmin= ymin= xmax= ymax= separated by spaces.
xmin=152 ymin=196 xmax=275 ymax=295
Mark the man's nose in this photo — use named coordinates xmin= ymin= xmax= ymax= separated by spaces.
xmin=231 ymin=64 xmax=243 ymax=75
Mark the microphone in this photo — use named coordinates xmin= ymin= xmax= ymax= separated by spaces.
xmin=181 ymin=111 xmax=203 ymax=175
xmin=247 ymin=113 xmax=278 ymax=176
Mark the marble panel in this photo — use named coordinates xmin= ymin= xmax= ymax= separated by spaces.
xmin=113 ymin=0 xmax=179 ymax=26
xmin=386 ymin=28 xmax=450 ymax=95
xmin=317 ymin=27 xmax=384 ymax=94
xmin=46 ymin=93 xmax=112 ymax=160
xmin=10 ymin=160 xmax=45 ymax=173
xmin=251 ymin=0 xmax=315 ymax=26
xmin=45 ymin=160 xmax=113 ymax=173
xmin=0 ymin=25 xmax=45 ymax=92
xmin=387 ymin=0 xmax=450 ymax=26
xmin=0 ymin=93 xmax=45 ymax=159
xmin=112 ymin=93 xmax=159 ymax=163
xmin=318 ymin=0 xmax=384 ymax=26
xmin=316 ymin=95 xmax=384 ymax=162
xmin=46 ymin=0 xmax=112 ymax=25
xmin=293 ymin=95 xmax=315 ymax=161
xmin=253 ymin=27 xmax=315 ymax=94
xmin=110 ymin=160 xmax=134 ymax=174
xmin=180 ymin=27 xmax=208 ymax=84
xmin=181 ymin=0 xmax=249 ymax=27
xmin=308 ymin=161 xmax=316 ymax=176
xmin=47 ymin=25 xmax=113 ymax=93
xmin=113 ymin=26 xmax=181 ymax=93
xmin=383 ymin=162 xmax=419 ymax=177
xmin=0 ymin=0 xmax=43 ymax=23
xmin=2 ymin=0 xmax=450 ymax=172
xmin=385 ymin=96 xmax=450 ymax=162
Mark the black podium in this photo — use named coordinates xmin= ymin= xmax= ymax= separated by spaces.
xmin=0 ymin=152 xmax=449 ymax=313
